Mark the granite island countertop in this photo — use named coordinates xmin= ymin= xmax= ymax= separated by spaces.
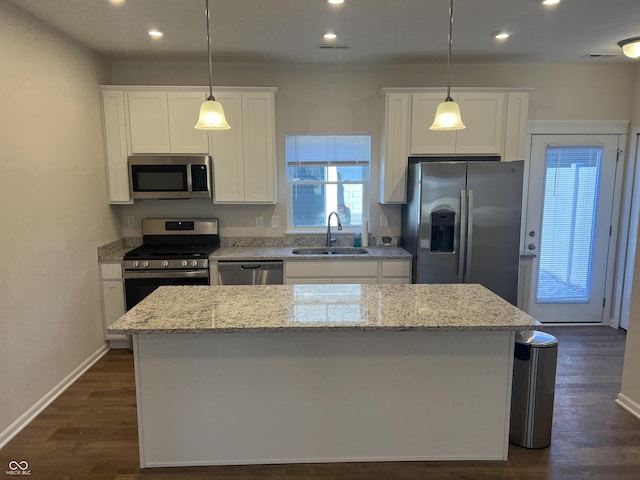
xmin=108 ymin=283 xmax=538 ymax=334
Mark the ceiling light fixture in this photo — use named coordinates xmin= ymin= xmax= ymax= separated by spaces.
xmin=195 ymin=0 xmax=230 ymax=130
xmin=328 ymin=0 xmax=345 ymax=5
xmin=430 ymin=0 xmax=465 ymax=131
xmin=542 ymin=0 xmax=561 ymax=6
xmin=618 ymin=38 xmax=640 ymax=59
xmin=492 ymin=31 xmax=511 ymax=40
xmin=323 ymin=33 xmax=337 ymax=40
xmin=148 ymin=29 xmax=163 ymax=38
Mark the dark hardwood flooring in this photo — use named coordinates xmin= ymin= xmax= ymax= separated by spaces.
xmin=1 ymin=326 xmax=639 ymax=480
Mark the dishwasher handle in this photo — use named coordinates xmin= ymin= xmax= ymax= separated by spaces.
xmin=218 ymin=261 xmax=283 ymax=271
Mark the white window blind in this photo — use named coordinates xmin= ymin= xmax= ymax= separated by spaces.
xmin=286 ymin=134 xmax=371 ymax=166
xmin=536 ymin=146 xmax=602 ymax=303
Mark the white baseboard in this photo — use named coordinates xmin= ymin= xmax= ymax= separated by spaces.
xmin=0 ymin=344 xmax=109 ymax=449
xmin=615 ymin=393 xmax=640 ymax=420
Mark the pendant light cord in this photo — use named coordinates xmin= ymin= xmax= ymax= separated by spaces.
xmin=205 ymin=0 xmax=214 ymax=101
xmin=446 ymin=0 xmax=454 ymax=102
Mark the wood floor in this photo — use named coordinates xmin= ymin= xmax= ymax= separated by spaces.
xmin=1 ymin=326 xmax=639 ymax=480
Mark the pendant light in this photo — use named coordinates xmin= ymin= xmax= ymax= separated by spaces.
xmin=195 ymin=0 xmax=230 ymax=130
xmin=430 ymin=0 xmax=465 ymax=131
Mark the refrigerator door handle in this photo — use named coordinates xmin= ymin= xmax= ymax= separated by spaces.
xmin=466 ymin=189 xmax=474 ymax=281
xmin=458 ymin=189 xmax=467 ymax=283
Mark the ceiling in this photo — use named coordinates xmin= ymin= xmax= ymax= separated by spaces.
xmin=8 ymin=0 xmax=640 ymax=64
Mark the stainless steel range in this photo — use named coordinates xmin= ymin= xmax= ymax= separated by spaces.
xmin=123 ymin=218 xmax=220 ymax=310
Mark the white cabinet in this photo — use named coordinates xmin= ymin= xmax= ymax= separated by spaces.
xmin=210 ymin=90 xmax=277 ymax=203
xmin=379 ymin=93 xmax=411 ymax=204
xmin=101 ymin=90 xmax=131 ymax=203
xmin=99 ymin=263 xmax=126 ymax=343
xmin=380 ymin=260 xmax=412 ymax=284
xmin=410 ymin=92 xmax=456 ymax=154
xmin=286 ymin=261 xmax=379 ymax=285
xmin=285 ymin=259 xmax=411 ymax=284
xmin=167 ymin=92 xmax=211 ymax=153
xmin=410 ymin=91 xmax=506 ymax=155
xmin=127 ymin=90 xmax=209 ymax=154
xmin=504 ymin=92 xmax=530 ymax=162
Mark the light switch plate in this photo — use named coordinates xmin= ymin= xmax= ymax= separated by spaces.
xmin=255 ymin=216 xmax=264 ymax=228
xmin=271 ymin=216 xmax=279 ymax=228
xmin=380 ymin=214 xmax=389 ymax=227
xmin=126 ymin=216 xmax=136 ymax=229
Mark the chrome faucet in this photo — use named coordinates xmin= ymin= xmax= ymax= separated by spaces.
xmin=326 ymin=211 xmax=343 ymax=247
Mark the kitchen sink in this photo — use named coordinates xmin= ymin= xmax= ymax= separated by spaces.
xmin=291 ymin=247 xmax=369 ymax=255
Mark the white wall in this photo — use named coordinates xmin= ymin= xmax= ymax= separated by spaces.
xmin=620 ymin=64 xmax=640 ymax=409
xmin=0 ymin=2 xmax=119 ymax=442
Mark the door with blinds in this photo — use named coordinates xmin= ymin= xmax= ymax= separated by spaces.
xmin=525 ymin=135 xmax=619 ymax=323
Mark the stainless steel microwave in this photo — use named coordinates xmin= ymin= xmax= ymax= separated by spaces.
xmin=128 ymin=156 xmax=212 ymax=199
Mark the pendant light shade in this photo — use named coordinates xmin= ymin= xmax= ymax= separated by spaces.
xmin=195 ymin=0 xmax=230 ymax=130
xmin=430 ymin=97 xmax=466 ymax=130
xmin=195 ymin=97 xmax=231 ymax=129
xmin=618 ymin=38 xmax=640 ymax=59
xmin=430 ymin=0 xmax=465 ymax=131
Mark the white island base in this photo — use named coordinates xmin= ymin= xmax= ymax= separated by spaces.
xmin=133 ymin=329 xmax=516 ymax=467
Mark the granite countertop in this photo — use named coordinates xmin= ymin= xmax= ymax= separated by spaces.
xmin=211 ymin=246 xmax=411 ymax=260
xmin=108 ymin=283 xmax=538 ymax=334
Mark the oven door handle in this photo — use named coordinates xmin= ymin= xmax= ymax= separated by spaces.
xmin=123 ymin=270 xmax=209 ymax=280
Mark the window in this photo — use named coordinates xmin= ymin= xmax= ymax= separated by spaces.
xmin=286 ymin=134 xmax=370 ymax=229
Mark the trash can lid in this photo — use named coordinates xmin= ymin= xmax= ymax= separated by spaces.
xmin=515 ymin=330 xmax=558 ymax=347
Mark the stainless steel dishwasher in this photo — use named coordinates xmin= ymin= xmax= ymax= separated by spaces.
xmin=217 ymin=261 xmax=284 ymax=285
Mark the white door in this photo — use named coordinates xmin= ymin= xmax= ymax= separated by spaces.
xmin=526 ymin=135 xmax=620 ymax=323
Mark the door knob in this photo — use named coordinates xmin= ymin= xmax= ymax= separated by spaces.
xmin=528 ymin=243 xmax=536 ymax=251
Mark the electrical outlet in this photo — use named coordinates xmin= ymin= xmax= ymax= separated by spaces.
xmin=271 ymin=216 xmax=279 ymax=228
xmin=126 ymin=216 xmax=136 ymax=229
xmin=380 ymin=214 xmax=389 ymax=227
xmin=255 ymin=216 xmax=264 ymax=228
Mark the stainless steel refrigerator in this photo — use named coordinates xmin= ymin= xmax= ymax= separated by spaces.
xmin=401 ymin=159 xmax=524 ymax=305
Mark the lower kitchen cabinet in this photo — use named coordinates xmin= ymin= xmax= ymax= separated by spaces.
xmin=285 ymin=259 xmax=411 ymax=285
xmin=100 ymin=263 xmax=127 ymax=345
xmin=379 ymin=260 xmax=412 ymax=284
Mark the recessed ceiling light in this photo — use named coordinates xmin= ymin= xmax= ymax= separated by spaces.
xmin=109 ymin=0 xmax=126 ymax=5
xmin=323 ymin=33 xmax=337 ymax=40
xmin=328 ymin=0 xmax=345 ymax=5
xmin=148 ymin=30 xmax=163 ymax=38
xmin=542 ymin=0 xmax=561 ymax=5
xmin=492 ymin=31 xmax=512 ymax=40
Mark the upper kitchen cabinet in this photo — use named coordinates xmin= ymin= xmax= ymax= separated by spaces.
xmin=101 ymin=89 xmax=131 ymax=203
xmin=210 ymin=89 xmax=277 ymax=204
xmin=127 ymin=90 xmax=209 ymax=154
xmin=410 ymin=91 xmax=506 ymax=155
xmin=379 ymin=93 xmax=411 ymax=204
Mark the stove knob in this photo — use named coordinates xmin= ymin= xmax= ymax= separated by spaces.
xmin=162 ymin=260 xmax=169 ymax=267
xmin=143 ymin=261 xmax=150 ymax=268
xmin=133 ymin=261 xmax=140 ymax=268
xmin=191 ymin=260 xmax=198 ymax=267
xmin=181 ymin=260 xmax=188 ymax=267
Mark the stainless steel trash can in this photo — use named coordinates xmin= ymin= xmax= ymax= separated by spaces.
xmin=509 ymin=330 xmax=558 ymax=448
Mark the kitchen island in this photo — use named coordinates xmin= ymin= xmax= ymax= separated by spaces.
xmin=108 ymin=283 xmax=538 ymax=468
